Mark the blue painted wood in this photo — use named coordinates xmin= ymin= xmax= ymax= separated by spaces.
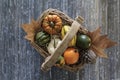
xmin=0 ymin=0 xmax=119 ymax=80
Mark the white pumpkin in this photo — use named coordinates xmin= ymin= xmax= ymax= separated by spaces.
xmin=47 ymin=35 xmax=62 ymax=54
xmin=47 ymin=35 xmax=65 ymax=66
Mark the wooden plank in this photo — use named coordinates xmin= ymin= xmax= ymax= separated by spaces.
xmin=0 ymin=0 xmax=119 ymax=80
xmin=107 ymin=0 xmax=120 ymax=80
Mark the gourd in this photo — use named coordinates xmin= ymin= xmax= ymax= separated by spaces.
xmin=35 ymin=31 xmax=51 ymax=46
xmin=47 ymin=35 xmax=62 ymax=54
xmin=42 ymin=15 xmax=62 ymax=34
xmin=61 ymin=25 xmax=77 ymax=46
xmin=47 ymin=35 xmax=65 ymax=66
xmin=56 ymin=56 xmax=65 ymax=66
xmin=76 ymin=34 xmax=91 ymax=49
xmin=63 ymin=47 xmax=79 ymax=65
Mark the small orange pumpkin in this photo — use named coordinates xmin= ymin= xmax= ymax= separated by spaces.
xmin=63 ymin=47 xmax=79 ymax=65
xmin=42 ymin=15 xmax=62 ymax=34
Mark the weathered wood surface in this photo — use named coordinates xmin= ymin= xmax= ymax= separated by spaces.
xmin=0 ymin=0 xmax=119 ymax=80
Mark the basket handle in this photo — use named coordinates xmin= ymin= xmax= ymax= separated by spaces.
xmin=41 ymin=17 xmax=83 ymax=71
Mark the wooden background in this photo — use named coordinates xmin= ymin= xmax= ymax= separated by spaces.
xmin=0 ymin=0 xmax=119 ymax=80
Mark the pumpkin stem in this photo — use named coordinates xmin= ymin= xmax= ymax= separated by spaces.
xmin=53 ymin=36 xmax=56 ymax=48
xmin=49 ymin=21 xmax=55 ymax=28
xmin=74 ymin=49 xmax=78 ymax=53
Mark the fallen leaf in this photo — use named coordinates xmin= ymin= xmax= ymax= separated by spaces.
xmin=88 ymin=27 xmax=101 ymax=43
xmin=22 ymin=19 xmax=40 ymax=42
xmin=88 ymin=27 xmax=117 ymax=58
xmin=91 ymin=45 xmax=108 ymax=58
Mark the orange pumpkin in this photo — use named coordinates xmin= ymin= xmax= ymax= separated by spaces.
xmin=42 ymin=15 xmax=62 ymax=34
xmin=63 ymin=48 xmax=79 ymax=65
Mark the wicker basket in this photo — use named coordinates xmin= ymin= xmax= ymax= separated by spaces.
xmin=23 ymin=8 xmax=91 ymax=72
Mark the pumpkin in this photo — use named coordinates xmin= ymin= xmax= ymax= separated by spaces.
xmin=63 ymin=47 xmax=79 ymax=65
xmin=61 ymin=25 xmax=77 ymax=46
xmin=56 ymin=56 xmax=65 ymax=66
xmin=47 ymin=35 xmax=62 ymax=54
xmin=76 ymin=34 xmax=91 ymax=49
xmin=42 ymin=15 xmax=62 ymax=34
xmin=35 ymin=31 xmax=50 ymax=46
xmin=47 ymin=35 xmax=65 ymax=66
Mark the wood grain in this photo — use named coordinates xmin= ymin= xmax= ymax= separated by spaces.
xmin=0 ymin=0 xmax=119 ymax=80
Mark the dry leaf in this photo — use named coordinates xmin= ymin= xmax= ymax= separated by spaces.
xmin=22 ymin=19 xmax=40 ymax=42
xmin=91 ymin=45 xmax=108 ymax=58
xmin=31 ymin=19 xmax=40 ymax=31
xmin=88 ymin=27 xmax=117 ymax=58
xmin=88 ymin=27 xmax=101 ymax=43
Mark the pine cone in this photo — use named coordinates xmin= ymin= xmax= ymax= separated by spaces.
xmin=80 ymin=50 xmax=97 ymax=64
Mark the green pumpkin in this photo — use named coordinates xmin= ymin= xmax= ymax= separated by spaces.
xmin=76 ymin=34 xmax=91 ymax=49
xmin=35 ymin=31 xmax=50 ymax=46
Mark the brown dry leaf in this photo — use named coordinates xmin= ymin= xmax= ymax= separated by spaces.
xmin=22 ymin=19 xmax=40 ymax=42
xmin=88 ymin=27 xmax=117 ymax=58
xmin=31 ymin=19 xmax=40 ymax=31
xmin=91 ymin=45 xmax=108 ymax=58
xmin=88 ymin=27 xmax=101 ymax=43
